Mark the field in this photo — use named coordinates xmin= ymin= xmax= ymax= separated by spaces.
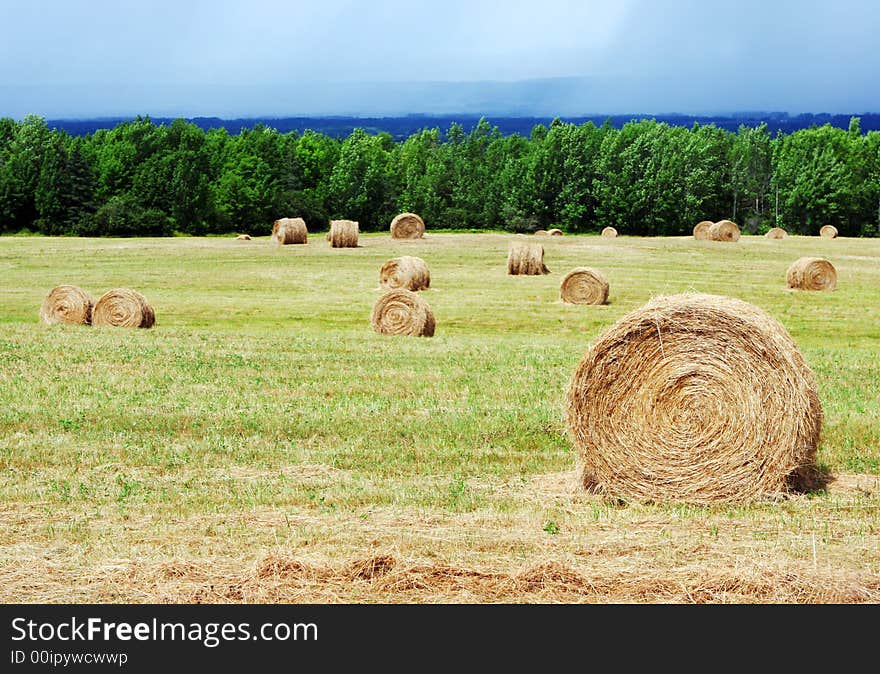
xmin=1 ymin=232 xmax=879 ymax=603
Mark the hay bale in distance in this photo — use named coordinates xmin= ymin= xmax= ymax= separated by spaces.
xmin=534 ymin=230 xmax=548 ymax=236
xmin=765 ymin=227 xmax=788 ymax=239
xmin=786 ymin=257 xmax=837 ymax=291
xmin=820 ymin=225 xmax=838 ymax=239
xmin=560 ymin=268 xmax=609 ymax=305
xmin=601 ymin=226 xmax=618 ymax=238
xmin=708 ymin=219 xmax=741 ymax=242
xmin=371 ymin=288 xmax=435 ymax=337
xmin=389 ymin=212 xmax=425 ymax=239
xmin=329 ymin=219 xmax=359 ymax=248
xmin=566 ymin=293 xmax=822 ymax=504
xmin=235 ymin=234 xmax=251 ymax=241
xmin=271 ymin=217 xmax=308 ymax=244
xmin=692 ymin=220 xmax=713 ymax=240
xmin=39 ymin=285 xmax=94 ymax=325
xmin=507 ymin=241 xmax=550 ymax=275
xmin=92 ymin=288 xmax=155 ymax=328
xmin=547 ymin=228 xmax=563 ymax=236
xmin=379 ymin=256 xmax=431 ymax=291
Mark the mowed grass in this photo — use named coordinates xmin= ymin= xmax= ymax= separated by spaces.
xmin=0 ymin=232 xmax=878 ymax=603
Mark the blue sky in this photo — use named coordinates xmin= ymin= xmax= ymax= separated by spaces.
xmin=1 ymin=0 xmax=878 ymax=118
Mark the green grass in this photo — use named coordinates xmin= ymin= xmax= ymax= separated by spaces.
xmin=1 ymin=232 xmax=878 ymax=603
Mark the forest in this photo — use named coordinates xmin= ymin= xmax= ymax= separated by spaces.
xmin=1 ymin=114 xmax=878 ymax=238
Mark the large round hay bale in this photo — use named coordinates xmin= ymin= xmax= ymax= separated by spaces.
xmin=560 ymin=268 xmax=609 ymax=305
xmin=765 ymin=227 xmax=788 ymax=240
xmin=389 ymin=212 xmax=425 ymax=239
xmin=534 ymin=230 xmax=548 ymax=236
xmin=601 ymin=226 xmax=618 ymax=238
xmin=708 ymin=220 xmax=740 ymax=242
xmin=786 ymin=257 xmax=837 ymax=291
xmin=371 ymin=288 xmax=435 ymax=337
xmin=693 ymin=220 xmax=713 ymax=240
xmin=379 ymin=256 xmax=431 ymax=291
xmin=329 ymin=219 xmax=359 ymax=248
xmin=507 ymin=241 xmax=550 ymax=275
xmin=819 ymin=225 xmax=838 ymax=239
xmin=547 ymin=228 xmax=563 ymax=236
xmin=92 ymin=288 xmax=155 ymax=329
xmin=566 ymin=293 xmax=822 ymax=504
xmin=39 ymin=285 xmax=94 ymax=326
xmin=271 ymin=217 xmax=308 ymax=244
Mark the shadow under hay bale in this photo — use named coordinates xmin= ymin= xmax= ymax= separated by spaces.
xmin=765 ymin=227 xmax=788 ymax=240
xmin=371 ymin=288 xmax=435 ymax=337
xmin=786 ymin=257 xmax=837 ymax=291
xmin=601 ymin=227 xmax=618 ymax=238
xmin=389 ymin=212 xmax=425 ymax=239
xmin=708 ymin=220 xmax=740 ymax=242
xmin=329 ymin=220 xmax=359 ymax=248
xmin=39 ymin=285 xmax=94 ymax=325
xmin=560 ymin=268 xmax=609 ymax=305
xmin=693 ymin=221 xmax=713 ymax=240
xmin=379 ymin=256 xmax=431 ymax=291
xmin=820 ymin=225 xmax=838 ymax=239
xmin=92 ymin=288 xmax=155 ymax=328
xmin=507 ymin=241 xmax=549 ymax=275
xmin=566 ymin=293 xmax=822 ymax=504
xmin=271 ymin=217 xmax=308 ymax=244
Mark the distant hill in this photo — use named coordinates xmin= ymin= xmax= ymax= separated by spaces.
xmin=46 ymin=111 xmax=880 ymax=140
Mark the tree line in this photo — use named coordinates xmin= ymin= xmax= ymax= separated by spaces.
xmin=1 ymin=114 xmax=878 ymax=238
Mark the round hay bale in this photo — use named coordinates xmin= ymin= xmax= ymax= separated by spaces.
xmin=534 ymin=230 xmax=548 ymax=236
xmin=693 ymin=220 xmax=713 ymax=240
xmin=765 ymin=227 xmax=788 ymax=240
xmin=329 ymin=219 xmax=359 ymax=248
xmin=566 ymin=292 xmax=822 ymax=504
xmin=560 ymin=268 xmax=609 ymax=305
xmin=235 ymin=234 xmax=251 ymax=241
xmin=786 ymin=257 xmax=837 ymax=291
xmin=507 ymin=241 xmax=550 ymax=275
xmin=92 ymin=288 xmax=155 ymax=329
xmin=708 ymin=220 xmax=740 ymax=242
xmin=271 ymin=217 xmax=308 ymax=244
xmin=601 ymin=226 xmax=618 ymax=238
xmin=819 ymin=225 xmax=838 ymax=239
xmin=39 ymin=285 xmax=94 ymax=326
xmin=389 ymin=212 xmax=425 ymax=239
xmin=371 ymin=288 xmax=435 ymax=337
xmin=547 ymin=228 xmax=563 ymax=236
xmin=379 ymin=256 xmax=431 ymax=291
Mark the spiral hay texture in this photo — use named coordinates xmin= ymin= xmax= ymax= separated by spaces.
xmin=566 ymin=293 xmax=822 ymax=504
xmin=370 ymin=289 xmax=435 ymax=337
xmin=39 ymin=285 xmax=94 ymax=325
xmin=507 ymin=241 xmax=550 ymax=275
xmin=271 ymin=217 xmax=308 ymax=244
xmin=389 ymin=212 xmax=425 ymax=239
xmin=765 ymin=227 xmax=788 ymax=240
xmin=786 ymin=257 xmax=837 ymax=291
xmin=379 ymin=256 xmax=431 ymax=291
xmin=693 ymin=221 xmax=713 ymax=240
xmin=547 ymin=228 xmax=563 ymax=236
xmin=708 ymin=220 xmax=741 ymax=242
xmin=601 ymin=226 xmax=618 ymax=238
xmin=820 ymin=225 xmax=838 ymax=239
xmin=329 ymin=220 xmax=359 ymax=248
xmin=560 ymin=268 xmax=609 ymax=305
xmin=92 ymin=288 xmax=155 ymax=328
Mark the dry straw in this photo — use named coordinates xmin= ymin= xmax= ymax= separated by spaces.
xmin=92 ymin=288 xmax=155 ymax=329
xmin=601 ymin=226 xmax=618 ymax=238
xmin=329 ymin=220 xmax=359 ymax=248
xmin=820 ymin=225 xmax=838 ymax=239
xmin=39 ymin=285 xmax=94 ymax=325
xmin=560 ymin=268 xmax=609 ymax=305
xmin=708 ymin=220 xmax=741 ymax=242
xmin=566 ymin=293 xmax=822 ymax=504
xmin=389 ymin=212 xmax=425 ymax=239
xmin=547 ymin=228 xmax=563 ymax=236
xmin=271 ymin=217 xmax=308 ymax=244
xmin=507 ymin=241 xmax=550 ymax=275
xmin=379 ymin=256 xmax=431 ymax=291
xmin=692 ymin=220 xmax=713 ymax=240
xmin=765 ymin=227 xmax=788 ymax=239
xmin=371 ymin=288 xmax=435 ymax=337
xmin=786 ymin=257 xmax=837 ymax=291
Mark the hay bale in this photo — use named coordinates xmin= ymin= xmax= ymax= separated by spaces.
xmin=820 ymin=225 xmax=838 ymax=239
xmin=271 ymin=217 xmax=308 ymax=244
xmin=371 ymin=288 xmax=435 ymax=337
xmin=389 ymin=212 xmax=425 ymax=239
xmin=92 ymin=288 xmax=155 ymax=329
xmin=39 ymin=285 xmax=94 ymax=325
xmin=379 ymin=256 xmax=431 ymax=291
xmin=566 ymin=293 xmax=822 ymax=504
xmin=560 ymin=268 xmax=609 ymax=305
xmin=507 ymin=241 xmax=550 ymax=275
xmin=693 ymin=220 xmax=713 ymax=240
xmin=786 ymin=257 xmax=837 ymax=291
xmin=708 ymin=220 xmax=741 ymax=242
xmin=547 ymin=228 xmax=563 ymax=236
xmin=765 ymin=227 xmax=788 ymax=240
xmin=534 ymin=230 xmax=548 ymax=236
xmin=601 ymin=226 xmax=618 ymax=238
xmin=329 ymin=219 xmax=359 ymax=248
xmin=235 ymin=234 xmax=251 ymax=241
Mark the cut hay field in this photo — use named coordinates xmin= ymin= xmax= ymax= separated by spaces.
xmin=1 ymin=232 xmax=878 ymax=603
